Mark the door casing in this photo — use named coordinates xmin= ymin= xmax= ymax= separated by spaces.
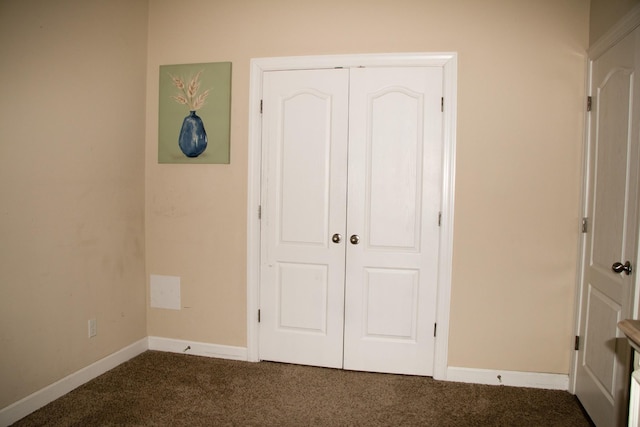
xmin=246 ymin=53 xmax=458 ymax=380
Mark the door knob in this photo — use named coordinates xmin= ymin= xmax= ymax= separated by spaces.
xmin=350 ymin=235 xmax=360 ymax=245
xmin=332 ymin=233 xmax=342 ymax=244
xmin=612 ymin=261 xmax=633 ymax=275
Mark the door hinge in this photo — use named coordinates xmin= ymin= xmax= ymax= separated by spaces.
xmin=258 ymin=309 xmax=261 ymax=323
xmin=260 ymin=99 xmax=263 ymax=114
xmin=258 ymin=205 xmax=262 ymax=220
xmin=434 ymin=323 xmax=437 ymax=337
xmin=441 ymin=97 xmax=444 ymax=112
xmin=438 ymin=212 xmax=442 ymax=227
xmin=587 ymin=96 xmax=592 ymax=112
xmin=574 ymin=335 xmax=580 ymax=351
xmin=581 ymin=217 xmax=588 ymax=233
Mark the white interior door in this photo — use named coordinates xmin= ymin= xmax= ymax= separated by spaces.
xmin=258 ymin=69 xmax=349 ymax=368
xmin=259 ymin=66 xmax=443 ymax=375
xmin=343 ymin=67 xmax=443 ymax=375
xmin=575 ymin=26 xmax=640 ymax=427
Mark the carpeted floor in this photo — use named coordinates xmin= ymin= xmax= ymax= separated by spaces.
xmin=13 ymin=351 xmax=593 ymax=426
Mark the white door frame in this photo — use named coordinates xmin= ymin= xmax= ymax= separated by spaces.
xmin=570 ymin=4 xmax=640 ymax=394
xmin=246 ymin=52 xmax=458 ymax=380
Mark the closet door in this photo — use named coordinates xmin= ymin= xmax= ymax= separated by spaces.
xmin=343 ymin=67 xmax=443 ymax=376
xmin=258 ymin=69 xmax=349 ymax=368
xmin=259 ymin=67 xmax=444 ymax=375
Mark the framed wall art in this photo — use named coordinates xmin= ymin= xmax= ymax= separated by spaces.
xmin=158 ymin=61 xmax=231 ymax=164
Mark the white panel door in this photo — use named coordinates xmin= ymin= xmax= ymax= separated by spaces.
xmin=259 ymin=69 xmax=349 ymax=369
xmin=259 ymin=66 xmax=443 ymax=375
xmin=575 ymin=26 xmax=640 ymax=427
xmin=343 ymin=67 xmax=443 ymax=375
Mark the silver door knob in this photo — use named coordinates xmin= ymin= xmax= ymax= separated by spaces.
xmin=332 ymin=233 xmax=342 ymax=244
xmin=612 ymin=261 xmax=633 ymax=275
xmin=350 ymin=235 xmax=360 ymax=245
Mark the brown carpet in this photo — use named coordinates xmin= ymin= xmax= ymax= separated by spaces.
xmin=13 ymin=351 xmax=593 ymax=426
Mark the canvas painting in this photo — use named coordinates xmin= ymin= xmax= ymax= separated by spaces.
xmin=158 ymin=62 xmax=231 ymax=164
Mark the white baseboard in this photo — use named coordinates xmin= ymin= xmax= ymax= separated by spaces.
xmin=147 ymin=336 xmax=248 ymax=361
xmin=446 ymin=366 xmax=569 ymax=390
xmin=0 ymin=338 xmax=148 ymax=427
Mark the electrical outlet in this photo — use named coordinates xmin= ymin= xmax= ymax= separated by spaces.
xmin=88 ymin=319 xmax=97 ymax=338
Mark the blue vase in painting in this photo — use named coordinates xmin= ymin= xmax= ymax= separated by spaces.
xmin=178 ymin=111 xmax=208 ymax=157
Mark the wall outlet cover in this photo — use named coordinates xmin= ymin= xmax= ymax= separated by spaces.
xmin=88 ymin=319 xmax=97 ymax=338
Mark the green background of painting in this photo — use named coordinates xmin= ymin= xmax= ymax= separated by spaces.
xmin=158 ymin=62 xmax=231 ymax=164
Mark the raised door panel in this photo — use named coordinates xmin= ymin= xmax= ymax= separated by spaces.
xmin=278 ymin=262 xmax=328 ymax=333
xmin=584 ymin=285 xmax=622 ymax=398
xmin=363 ymin=268 xmax=420 ymax=340
xmin=591 ymin=67 xmax=633 ymax=279
xmin=279 ymin=91 xmax=333 ymax=246
xmin=367 ymin=88 xmax=423 ymax=251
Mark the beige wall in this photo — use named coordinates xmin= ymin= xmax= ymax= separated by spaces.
xmin=589 ymin=0 xmax=640 ymax=44
xmin=0 ymin=0 xmax=148 ymax=409
xmin=146 ymin=0 xmax=589 ymax=374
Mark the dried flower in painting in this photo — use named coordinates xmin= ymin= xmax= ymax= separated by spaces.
xmin=169 ymin=70 xmax=211 ymax=111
